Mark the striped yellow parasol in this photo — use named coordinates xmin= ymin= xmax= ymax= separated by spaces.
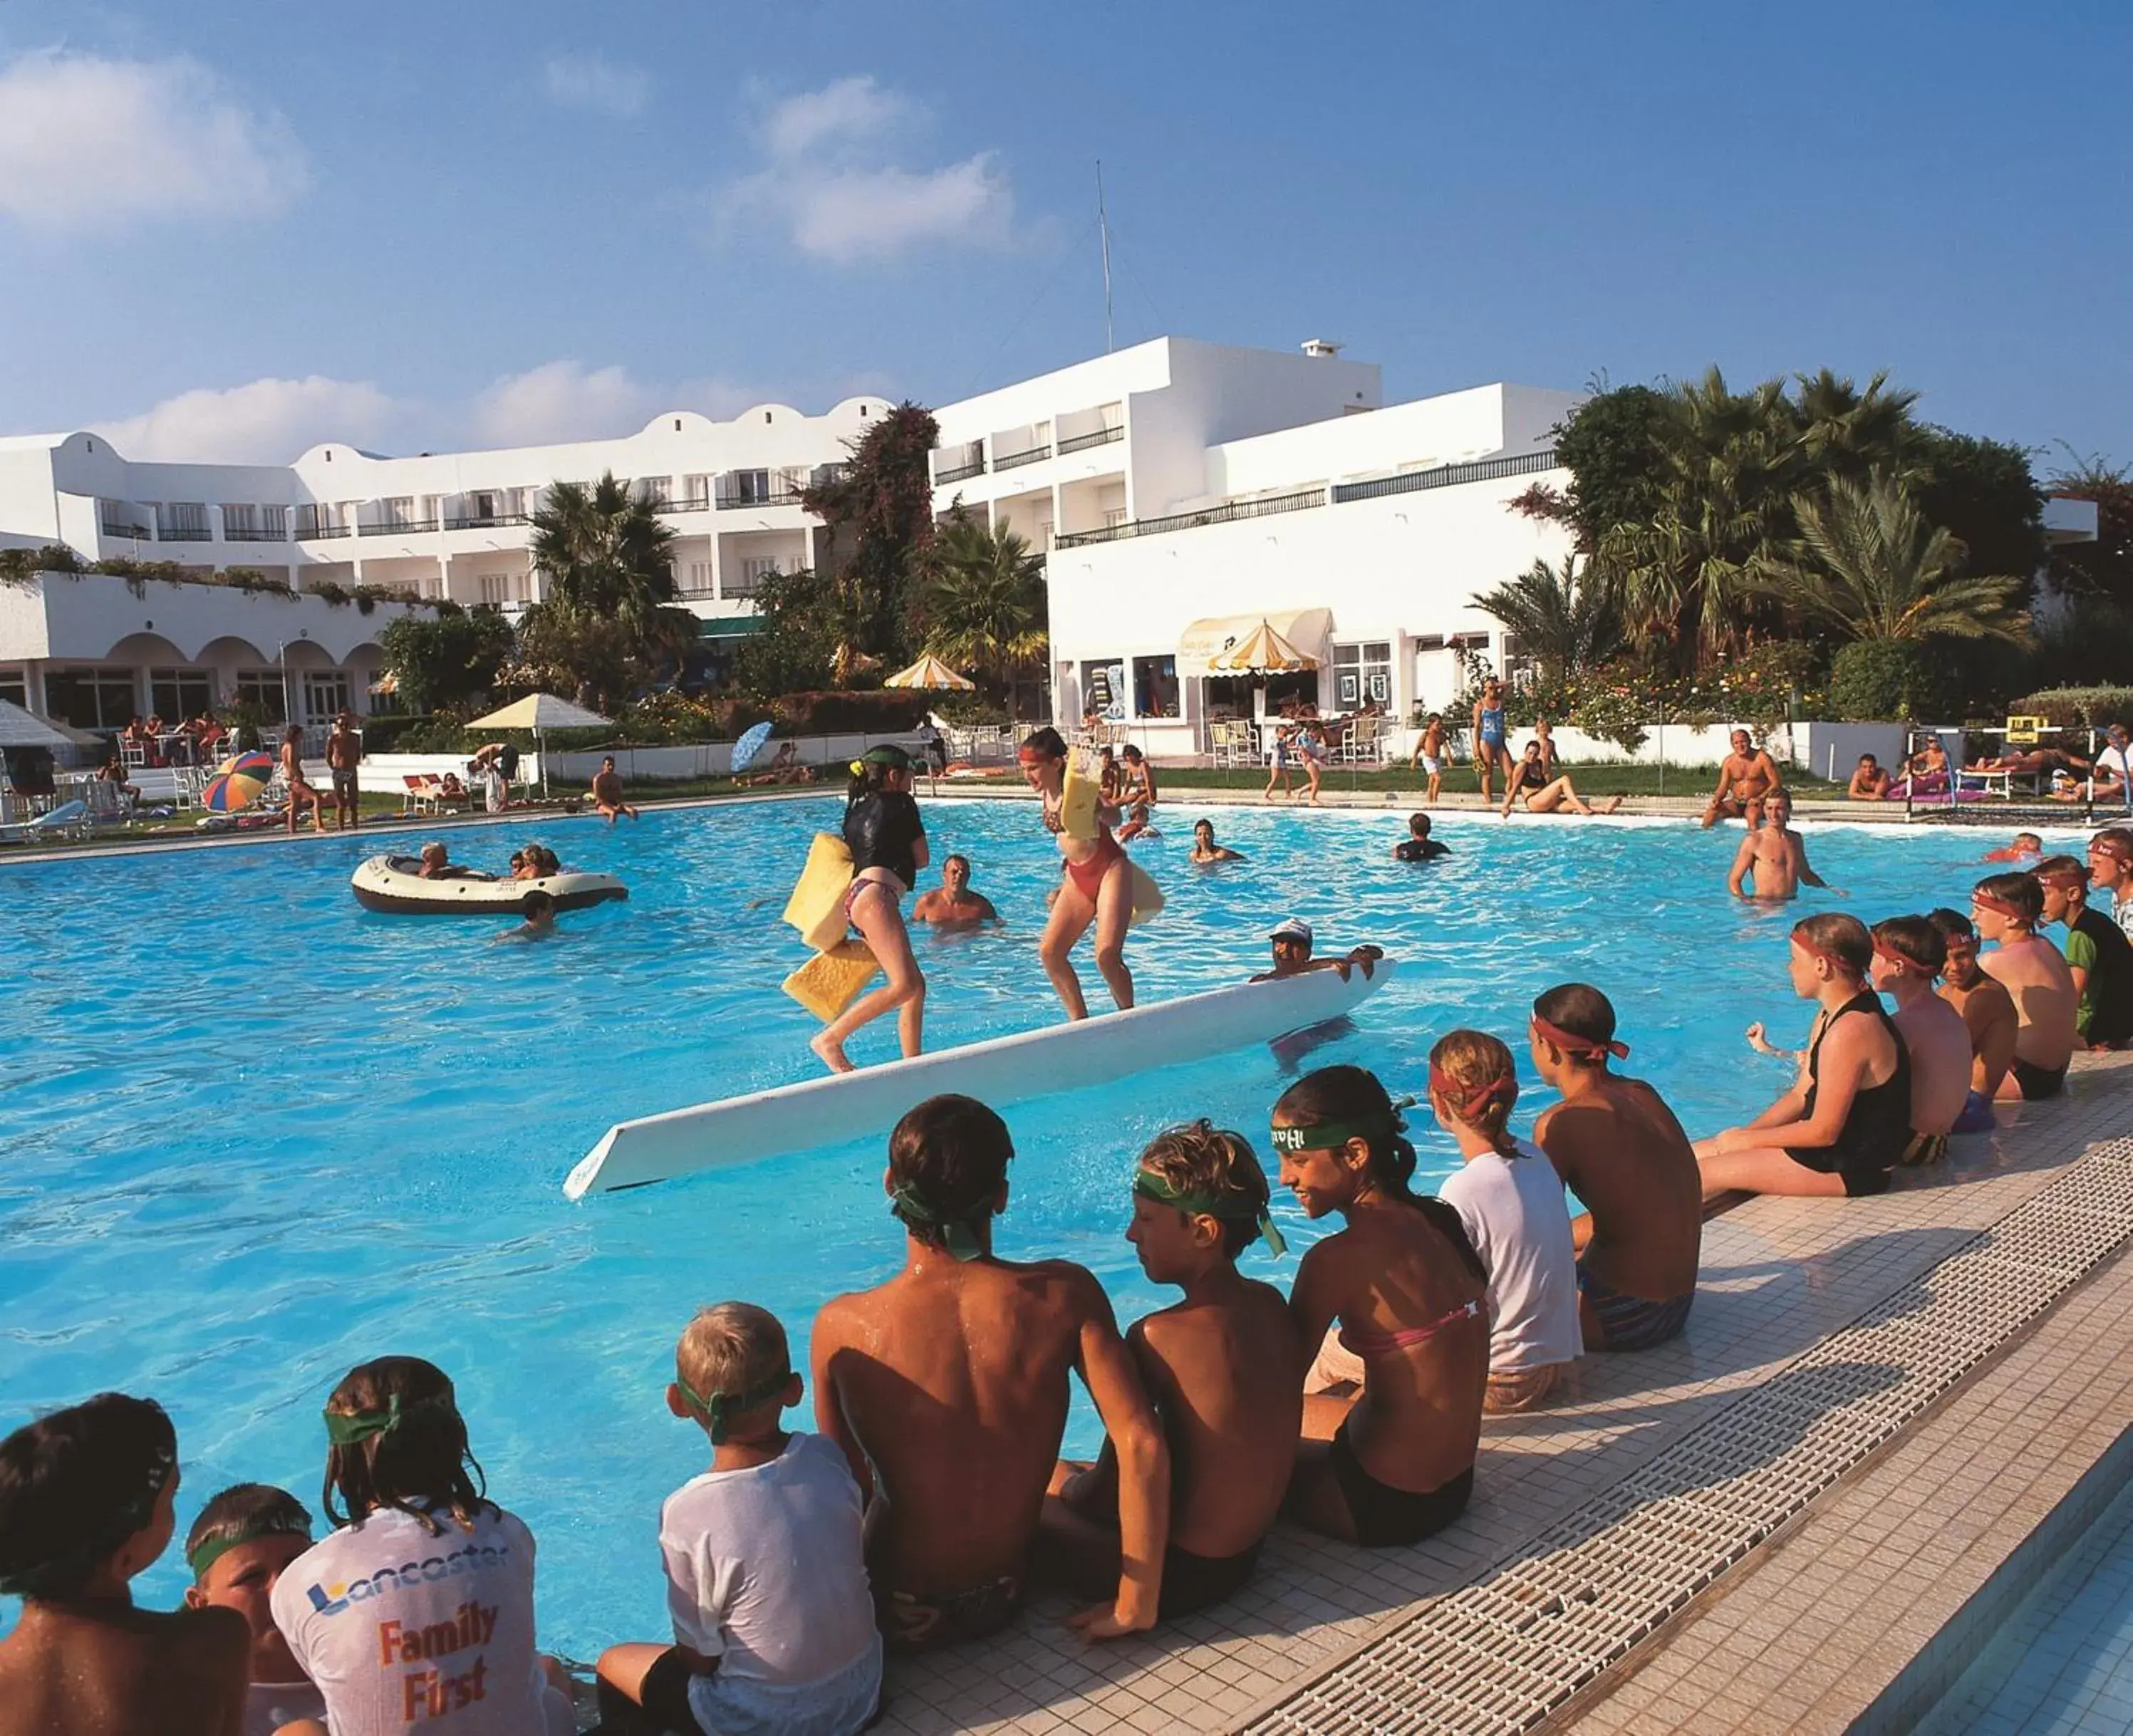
xmin=1213 ymin=620 xmax=1317 ymax=673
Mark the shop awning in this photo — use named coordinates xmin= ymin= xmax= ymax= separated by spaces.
xmin=697 ymin=615 xmax=764 ymax=640
xmin=1178 ymin=608 xmax=1332 ymax=677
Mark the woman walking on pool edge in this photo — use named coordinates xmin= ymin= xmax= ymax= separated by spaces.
xmin=1020 ymin=726 xmax=1136 ymax=1019
xmin=813 ymin=744 xmax=928 ymax=1074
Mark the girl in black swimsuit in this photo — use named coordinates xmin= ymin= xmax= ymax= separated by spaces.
xmin=811 ymin=745 xmax=928 ymax=1074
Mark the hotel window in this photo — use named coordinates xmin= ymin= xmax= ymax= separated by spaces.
xmin=261 ymin=505 xmax=288 ymax=541
xmin=636 ymin=475 xmax=673 ymax=509
xmin=685 ymin=561 xmax=715 ymax=596
xmin=682 ymin=474 xmax=712 ymax=509
xmin=233 ymin=670 xmax=289 ymax=724
xmin=1332 ymin=641 xmax=1391 ymax=709
xmin=1131 ymin=655 xmax=1180 ymax=719
xmin=0 ymin=669 xmax=28 ymax=711
xmin=728 ymin=556 xmax=783 ymax=595
xmin=477 ymin=572 xmax=522 ymax=606
xmin=157 ymin=502 xmax=211 ymax=541
xmin=379 ymin=497 xmax=415 ymax=529
xmin=45 ymin=667 xmax=138 ymax=729
xmin=727 ymin=470 xmax=771 ymax=505
xmin=1102 ymin=506 xmax=1128 ymax=529
xmin=221 ymin=504 xmax=259 ymax=540
xmin=149 ymin=668 xmax=213 ymax=722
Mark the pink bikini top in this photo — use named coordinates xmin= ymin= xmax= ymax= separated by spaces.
xmin=1337 ymin=1297 xmax=1485 ymax=1360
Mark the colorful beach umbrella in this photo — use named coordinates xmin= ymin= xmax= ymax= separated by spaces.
xmin=730 ymin=719 xmax=776 ymax=772
xmin=883 ymin=653 xmax=977 ymax=691
xmin=1214 ymin=620 xmax=1317 ymax=674
xmin=202 ymin=749 xmax=276 ymax=812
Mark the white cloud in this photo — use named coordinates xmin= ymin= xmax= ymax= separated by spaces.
xmin=719 ymin=77 xmax=1029 ymax=264
xmin=92 ymin=377 xmax=415 ymax=464
xmin=542 ymin=53 xmax=650 ymax=119
xmin=0 ymin=48 xmax=308 ymax=234
xmin=467 ymin=361 xmax=664 ymax=447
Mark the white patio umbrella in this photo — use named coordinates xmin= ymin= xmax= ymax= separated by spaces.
xmin=469 ymin=693 xmax=613 ymax=796
xmin=0 ymin=697 xmax=75 ymax=751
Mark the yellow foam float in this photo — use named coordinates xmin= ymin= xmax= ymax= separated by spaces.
xmin=782 ymin=939 xmax=883 ymax=1022
xmin=781 ymin=832 xmax=855 ymax=954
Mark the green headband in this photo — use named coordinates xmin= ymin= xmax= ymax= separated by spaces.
xmin=187 ymin=1517 xmax=310 ymax=1583
xmin=677 ymin=1371 xmax=792 ymax=1445
xmin=861 ymin=745 xmax=911 ymax=769
xmin=1268 ymin=1098 xmax=1413 ymax=1156
xmin=323 ymin=1393 xmax=448 ymax=1450
xmin=1133 ymin=1169 xmax=1287 ymax=1257
xmin=889 ymin=1183 xmax=992 ymax=1261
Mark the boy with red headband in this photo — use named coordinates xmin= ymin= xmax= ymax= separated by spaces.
xmin=1867 ymin=917 xmax=1972 ymax=1165
xmin=1528 ymin=984 xmax=1701 ymax=1350
xmin=1693 ymin=913 xmax=1911 ymax=1200
xmin=2089 ymin=828 xmax=2133 ymax=947
xmin=1971 ymin=872 xmax=2079 ymax=1098
xmin=2036 ymin=854 xmax=2133 ymax=1049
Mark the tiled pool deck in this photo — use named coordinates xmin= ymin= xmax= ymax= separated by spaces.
xmin=863 ymin=1052 xmax=2133 ymax=1736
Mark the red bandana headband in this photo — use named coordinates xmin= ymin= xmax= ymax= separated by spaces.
xmin=1871 ymin=940 xmax=1931 ymax=977
xmin=1429 ymin=1063 xmax=1515 ymax=1126
xmin=1971 ymin=892 xmax=2025 ymax=919
xmin=1529 ymin=1014 xmax=1628 ymax=1061
xmin=2035 ymin=864 xmax=2090 ymax=889
xmin=1016 ymin=745 xmax=1052 ymax=766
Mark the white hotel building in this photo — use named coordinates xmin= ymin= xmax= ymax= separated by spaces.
xmin=0 ymin=339 xmax=1582 ymax=747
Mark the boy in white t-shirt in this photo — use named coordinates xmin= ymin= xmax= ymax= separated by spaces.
xmin=1427 ymin=1030 xmax=1582 ymax=1413
xmin=182 ymin=1483 xmax=327 ymax=1736
xmin=595 ymin=1303 xmax=882 ymax=1736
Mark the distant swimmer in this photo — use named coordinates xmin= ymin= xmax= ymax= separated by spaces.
xmin=1251 ymin=918 xmax=1382 ymax=984
xmin=1701 ymin=729 xmax=1782 ymax=829
xmin=1116 ymin=745 xmax=1159 ymax=843
xmin=1408 ymin=712 xmax=1448 ymax=806
xmin=1982 ymin=831 xmax=2043 ymax=863
xmin=1727 ymin=794 xmax=1834 ymax=901
xmin=1188 ymin=819 xmax=1245 ymax=863
xmin=1393 ymin=813 xmax=1450 ymax=862
xmin=1500 ymin=742 xmax=1621 ymax=818
xmin=497 ymin=888 xmax=556 ymax=941
xmin=912 ymin=855 xmax=1000 ymax=928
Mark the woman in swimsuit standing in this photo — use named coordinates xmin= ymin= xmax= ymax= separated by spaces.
xmin=812 ymin=744 xmax=928 ymax=1074
xmin=1472 ymin=679 xmax=1512 ymax=804
xmin=1276 ymin=1066 xmax=1489 ymax=1547
xmin=1019 ymin=726 xmax=1135 ymax=1019
xmin=279 ymin=724 xmax=325 ymax=835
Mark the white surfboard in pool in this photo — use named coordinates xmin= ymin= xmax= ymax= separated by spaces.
xmin=565 ymin=960 xmax=1396 ymax=1197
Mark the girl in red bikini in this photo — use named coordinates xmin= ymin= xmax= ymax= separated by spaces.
xmin=1275 ymin=1064 xmax=1490 ymax=1547
xmin=1019 ymin=727 xmax=1136 ymax=1019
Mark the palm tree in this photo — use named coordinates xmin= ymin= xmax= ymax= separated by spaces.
xmin=1470 ymin=556 xmax=1622 ymax=677
xmin=528 ymin=472 xmax=679 ymax=629
xmin=1751 ymin=472 xmax=2028 ymax=645
xmin=1788 ymin=368 xmax=1919 ymax=485
xmin=922 ymin=517 xmax=1048 ymax=695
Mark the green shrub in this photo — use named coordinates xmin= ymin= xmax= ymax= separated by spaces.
xmin=2008 ymin=686 xmax=2133 ymax=727
xmin=1827 ymin=640 xmax=1962 ymax=721
xmin=769 ymin=690 xmax=931 ymax=735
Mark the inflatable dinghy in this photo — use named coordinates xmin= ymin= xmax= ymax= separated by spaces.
xmin=566 ymin=960 xmax=1395 ymax=1197
xmin=350 ymin=853 xmax=628 ymax=916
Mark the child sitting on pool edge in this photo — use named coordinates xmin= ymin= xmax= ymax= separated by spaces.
xmin=595 ymin=1304 xmax=881 ymax=1736
xmin=1038 ymin=1121 xmax=1302 ymax=1620
xmin=183 ymin=1482 xmax=327 ymax=1736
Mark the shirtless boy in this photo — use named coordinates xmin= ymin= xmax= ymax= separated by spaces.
xmin=324 ymin=712 xmax=361 ymax=831
xmin=811 ymin=1095 xmax=1169 ymax=1648
xmin=1188 ymin=819 xmax=1244 ymax=863
xmin=2036 ymin=854 xmax=2133 ymax=1049
xmin=1927 ymin=909 xmax=2020 ymax=1115
xmin=1527 ymin=984 xmax=1701 ymax=1350
xmin=1727 ymin=794 xmax=1833 ymax=901
xmin=912 ymin=855 xmax=1000 ymax=927
xmin=1971 ymin=872 xmax=2079 ymax=1099
xmin=1039 ymin=1122 xmax=1299 ymax=1621
xmin=1394 ymin=813 xmax=1450 ymax=862
xmin=0 ymin=1393 xmax=249 ymax=1736
xmin=1408 ymin=712 xmax=1448 ymax=806
xmin=1701 ymin=729 xmax=1782 ymax=828
xmin=1867 ymin=917 xmax=1973 ymax=1165
xmin=1847 ymin=754 xmax=1891 ymax=800
xmin=591 ymin=755 xmax=638 ymax=823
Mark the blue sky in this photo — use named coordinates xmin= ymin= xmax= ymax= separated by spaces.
xmin=0 ymin=0 xmax=2125 ymax=470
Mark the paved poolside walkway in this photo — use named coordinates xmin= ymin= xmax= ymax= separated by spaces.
xmin=861 ymin=1054 xmax=2133 ymax=1736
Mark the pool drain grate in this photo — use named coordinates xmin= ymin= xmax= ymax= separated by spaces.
xmin=1242 ymin=1140 xmax=2133 ymax=1736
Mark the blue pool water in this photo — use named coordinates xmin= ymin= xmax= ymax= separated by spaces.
xmin=0 ymin=799 xmax=2097 ymax=1656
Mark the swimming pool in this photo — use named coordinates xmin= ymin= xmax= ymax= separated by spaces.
xmin=0 ymin=798 xmax=2102 ymax=1657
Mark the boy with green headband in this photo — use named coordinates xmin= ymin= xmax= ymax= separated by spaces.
xmin=182 ymin=1485 xmax=326 ymax=1736
xmin=595 ymin=1303 xmax=880 ymax=1736
xmin=1038 ymin=1121 xmax=1301 ymax=1620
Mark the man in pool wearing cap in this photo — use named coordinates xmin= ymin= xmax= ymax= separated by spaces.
xmin=1039 ymin=1121 xmax=1300 ymax=1621
xmin=1251 ymin=918 xmax=1384 ymax=983
xmin=1527 ymin=984 xmax=1701 ymax=1350
xmin=811 ymin=1095 xmax=1170 ymax=1650
xmin=1971 ymin=872 xmax=2079 ymax=1099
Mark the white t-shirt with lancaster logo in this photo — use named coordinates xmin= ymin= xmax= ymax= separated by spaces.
xmin=271 ymin=1502 xmax=571 ymax=1736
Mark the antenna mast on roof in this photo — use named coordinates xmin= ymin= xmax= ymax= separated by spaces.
xmin=1096 ymin=160 xmax=1114 ymax=354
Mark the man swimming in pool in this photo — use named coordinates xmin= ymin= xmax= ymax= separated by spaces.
xmin=1188 ymin=819 xmax=1244 ymax=863
xmin=1701 ymin=729 xmax=1782 ymax=828
xmin=1393 ymin=813 xmax=1450 ymax=861
xmin=911 ymin=855 xmax=999 ymax=928
xmin=1983 ymin=832 xmax=2044 ymax=863
xmin=1250 ymin=918 xmax=1383 ymax=983
xmin=1727 ymin=794 xmax=1833 ymax=901
xmin=811 ymin=1096 xmax=1169 ymax=1650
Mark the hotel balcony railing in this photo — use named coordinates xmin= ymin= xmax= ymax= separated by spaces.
xmin=715 ymin=489 xmax=804 ymax=510
xmin=223 ymin=526 xmax=289 ymax=542
xmin=158 ymin=526 xmax=214 ymax=543
xmin=1057 ymin=425 xmax=1124 ymax=455
xmin=993 ymin=443 xmax=1053 ymax=472
xmin=655 ymin=497 xmax=712 ymax=514
xmin=933 ymin=459 xmax=986 ymax=484
xmin=358 ymin=518 xmax=440 ymax=536
xmin=1055 ymin=486 xmax=1326 ymax=549
xmin=444 ymin=511 xmax=531 ymax=530
xmin=296 ymin=523 xmax=352 ymax=540
xmin=100 ymin=520 xmax=153 ymax=540
xmin=1329 ymin=447 xmax=1559 ymax=504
